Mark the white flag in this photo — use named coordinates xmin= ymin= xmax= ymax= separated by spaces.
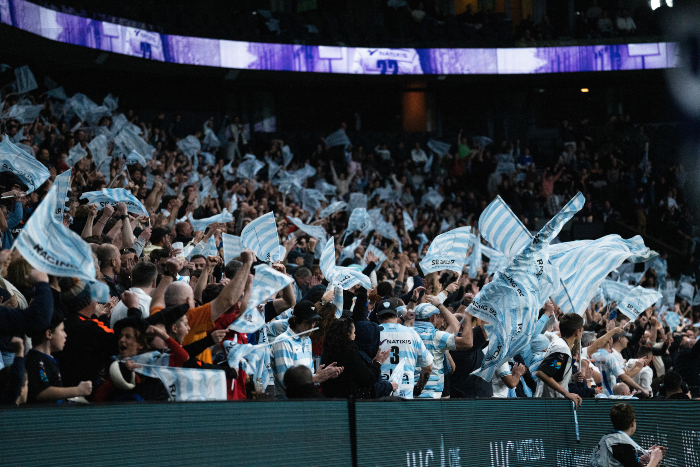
xmin=80 ymin=188 xmax=149 ymax=216
xmin=14 ymin=66 xmax=38 ymax=94
xmin=187 ymin=210 xmax=233 ymax=232
xmin=240 ymin=212 xmax=280 ymax=262
xmin=222 ymin=233 xmax=242 ymax=265
xmin=403 ymin=211 xmax=414 ymax=232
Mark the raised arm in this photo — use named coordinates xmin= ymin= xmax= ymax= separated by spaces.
xmin=427 ymin=294 xmax=460 ymax=335
xmin=81 ymin=204 xmax=98 ymax=239
xmin=270 ymin=262 xmax=296 ymax=313
xmin=210 ymin=249 xmax=255 ymax=322
xmin=150 ymin=258 xmax=184 ymax=310
xmin=194 ymin=256 xmax=217 ymax=303
xmin=92 ymin=204 xmax=114 ymax=237
xmin=586 ymin=326 xmax=622 ymax=356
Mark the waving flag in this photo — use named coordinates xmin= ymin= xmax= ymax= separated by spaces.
xmin=66 ymin=144 xmax=88 ymax=167
xmin=320 ymin=236 xmax=338 ymax=281
xmin=115 ymin=127 xmax=155 ymax=160
xmin=295 ymin=164 xmax=317 ymax=183
xmin=376 ymin=219 xmax=400 ymax=241
xmin=240 ymin=212 xmax=280 ymax=263
xmin=224 ymin=341 xmax=267 ymax=376
xmin=467 ymin=234 xmax=482 ymax=279
xmin=129 ymin=352 xmax=226 ymax=401
xmin=287 ymin=217 xmax=327 ymax=240
xmin=319 ymin=201 xmax=347 ymax=219
xmin=67 ymin=93 xmax=97 ymax=121
xmin=549 ymin=236 xmax=657 ymax=316
xmin=347 ymin=208 xmax=370 ymax=233
xmin=403 ymin=211 xmax=414 ymax=232
xmin=419 ymin=226 xmax=474 ymax=275
xmin=202 ymin=128 xmax=221 ymax=150
xmin=325 ymin=129 xmax=351 ymax=148
xmin=0 ymin=136 xmax=51 ymax=193
xmin=222 ymin=233 xmax=242 ymax=265
xmin=15 ymin=184 xmax=96 ymax=282
xmin=14 ymin=65 xmax=38 ymax=94
xmin=88 ymin=135 xmax=109 ymax=168
xmin=187 ymin=210 xmax=233 ymax=232
xmin=617 ymin=286 xmax=663 ymax=320
xmin=230 ymin=264 xmax=293 ymax=333
xmin=199 ymin=176 xmax=213 ymax=205
xmin=339 ymin=238 xmax=363 ymax=263
xmin=237 ymin=157 xmax=265 ymax=180
xmin=2 ymin=104 xmax=44 ymax=124
xmin=417 ymin=233 xmax=429 ymax=259
xmin=177 ymin=135 xmax=201 ymax=158
xmin=481 ymin=245 xmax=508 ymax=275
xmin=125 ymin=150 xmax=147 ymax=167
xmin=52 ymin=169 xmax=72 ymax=223
xmin=81 ymin=188 xmax=149 ymax=216
xmin=264 ymin=156 xmax=282 ymax=180
xmin=468 ymin=193 xmax=585 ymax=381
xmin=421 ymin=189 xmax=444 ymax=209
xmin=348 ymin=193 xmax=367 ymax=212
xmin=479 ymin=196 xmax=531 ymax=259
xmin=102 ymin=93 xmax=119 ymax=111
xmin=110 ymin=114 xmax=129 ymax=135
xmin=47 ymin=86 xmax=68 ymax=101
xmin=363 ymin=244 xmax=387 ymax=267
xmin=427 ymin=139 xmax=452 ymax=156
xmin=301 ymin=188 xmax=327 ymax=214
xmin=315 ymin=179 xmax=337 ymax=197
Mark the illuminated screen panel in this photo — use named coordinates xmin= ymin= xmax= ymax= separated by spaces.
xmin=0 ymin=0 xmax=678 ymax=75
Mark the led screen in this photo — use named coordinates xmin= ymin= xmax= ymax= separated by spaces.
xmin=0 ymin=0 xmax=678 ymax=75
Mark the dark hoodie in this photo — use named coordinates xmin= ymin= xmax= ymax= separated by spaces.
xmin=354 ymin=321 xmax=394 ymax=399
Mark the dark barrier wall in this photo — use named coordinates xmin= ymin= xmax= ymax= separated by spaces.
xmin=1 ymin=400 xmax=698 ymax=466
xmin=355 ymin=400 xmax=700 ymax=467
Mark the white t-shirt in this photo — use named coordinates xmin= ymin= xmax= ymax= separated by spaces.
xmin=110 ymin=287 xmax=152 ymax=328
xmin=491 ymin=361 xmax=512 ymax=398
xmin=625 ymin=359 xmax=653 ymax=393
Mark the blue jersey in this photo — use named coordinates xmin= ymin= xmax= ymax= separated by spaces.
xmin=352 ymin=48 xmax=423 ymax=75
xmin=270 ymin=327 xmax=313 ymax=399
xmin=413 ymin=321 xmax=456 ymax=398
xmin=591 ymin=349 xmax=625 ymax=396
xmin=379 ymin=323 xmax=433 ymax=399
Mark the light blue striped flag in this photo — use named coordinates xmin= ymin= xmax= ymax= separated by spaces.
xmin=237 ymin=157 xmax=265 ymax=180
xmin=14 ymin=65 xmax=38 ymax=94
xmin=204 ymin=235 xmax=218 ymax=257
xmin=325 ymin=129 xmax=351 ymax=148
xmin=15 ymin=183 xmax=96 ymax=282
xmin=363 ymin=244 xmax=387 ymax=267
xmin=125 ymin=150 xmax=147 ymax=167
xmin=319 ymin=237 xmax=369 ymax=289
xmin=223 ymin=341 xmax=267 ymax=376
xmin=282 ymin=145 xmax=294 ymax=167
xmin=348 ymin=193 xmax=367 ymax=212
xmin=2 ymin=104 xmax=44 ymax=124
xmin=129 ymin=352 xmax=226 ymax=401
xmin=199 ymin=176 xmax=213 ymax=205
xmin=301 ymin=188 xmax=327 ymax=214
xmin=47 ymin=86 xmax=68 ymax=101
xmin=315 ymin=179 xmax=337 ymax=197
xmin=600 ymin=280 xmax=633 ymax=303
xmin=467 ymin=234 xmax=482 ymax=279
xmin=416 ymin=233 xmax=429 ymax=258
xmin=469 ymin=193 xmax=585 ymax=382
xmin=617 ymin=286 xmax=662 ymax=320
xmin=376 ymin=219 xmax=400 ymax=241
xmin=102 ymin=93 xmax=119 ymax=111
xmin=0 ymin=136 xmax=51 ymax=193
xmin=478 ymin=195 xmax=532 ymax=259
xmin=66 ymin=144 xmax=88 ymax=167
xmin=419 ymin=226 xmax=474 ymax=275
xmin=287 ymin=217 xmax=327 ymax=240
xmin=481 ymin=245 xmax=508 ymax=275
xmin=87 ymin=279 xmax=111 ymax=304
xmin=176 ymin=135 xmax=201 ymax=159
xmin=403 ymin=211 xmax=414 ymax=232
xmin=295 ymin=163 xmax=317 ymax=182
xmin=115 ymin=127 xmax=155 ymax=160
xmin=549 ymin=235 xmax=657 ymax=316
xmin=240 ymin=212 xmax=280 ymax=263
xmin=421 ymin=189 xmax=444 ymax=209
xmin=187 ymin=210 xmax=233 ymax=232
xmin=319 ymin=201 xmax=347 ymax=219
xmin=81 ymin=188 xmax=149 ymax=216
xmin=320 ymin=236 xmax=337 ymax=282
xmin=52 ymin=169 xmax=72 ymax=223
xmin=339 ymin=238 xmax=363 ymax=263
xmin=347 ymin=208 xmax=370 ymax=233
xmin=264 ymin=156 xmax=282 ymax=180
xmin=273 ymin=170 xmax=303 ymax=195
xmin=230 ymin=264 xmax=293 ymax=333
xmin=222 ymin=233 xmax=242 ymax=265
xmin=202 ymin=128 xmax=220 ymax=150
xmin=88 ymin=135 xmax=109 ymax=168
xmin=67 ymin=93 xmax=97 ymax=121
xmin=427 ymin=139 xmax=452 ymax=156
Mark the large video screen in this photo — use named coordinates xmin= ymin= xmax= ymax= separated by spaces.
xmin=0 ymin=0 xmax=678 ymax=75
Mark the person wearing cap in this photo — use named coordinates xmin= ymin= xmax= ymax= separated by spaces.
xmin=590 ymin=331 xmax=650 ymax=397
xmin=109 ymin=262 xmax=158 ymax=328
xmin=375 ymin=297 xmax=433 ymax=398
xmin=412 ymin=293 xmax=474 ymax=399
xmin=55 ymin=278 xmax=118 ymax=393
xmin=287 ymin=250 xmax=306 ymax=267
xmin=270 ymin=300 xmax=343 ymax=399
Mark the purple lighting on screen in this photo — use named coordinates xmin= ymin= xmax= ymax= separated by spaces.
xmin=0 ymin=0 xmax=678 ymax=75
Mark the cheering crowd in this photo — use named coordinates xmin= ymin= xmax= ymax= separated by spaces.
xmin=0 ymin=65 xmax=697 ymax=424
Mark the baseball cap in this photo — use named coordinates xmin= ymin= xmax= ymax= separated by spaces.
xmin=414 ymin=303 xmax=439 ymax=320
xmin=293 ymin=300 xmax=321 ymax=321
xmin=287 ymin=250 xmax=307 ymax=262
xmin=375 ymin=297 xmax=400 ymax=317
xmin=613 ymin=331 xmax=633 ymax=341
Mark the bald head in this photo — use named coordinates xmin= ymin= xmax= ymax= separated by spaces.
xmin=96 ymin=244 xmax=120 ymax=272
xmin=613 ymin=382 xmax=631 ymax=396
xmin=164 ymin=281 xmax=195 ymax=309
